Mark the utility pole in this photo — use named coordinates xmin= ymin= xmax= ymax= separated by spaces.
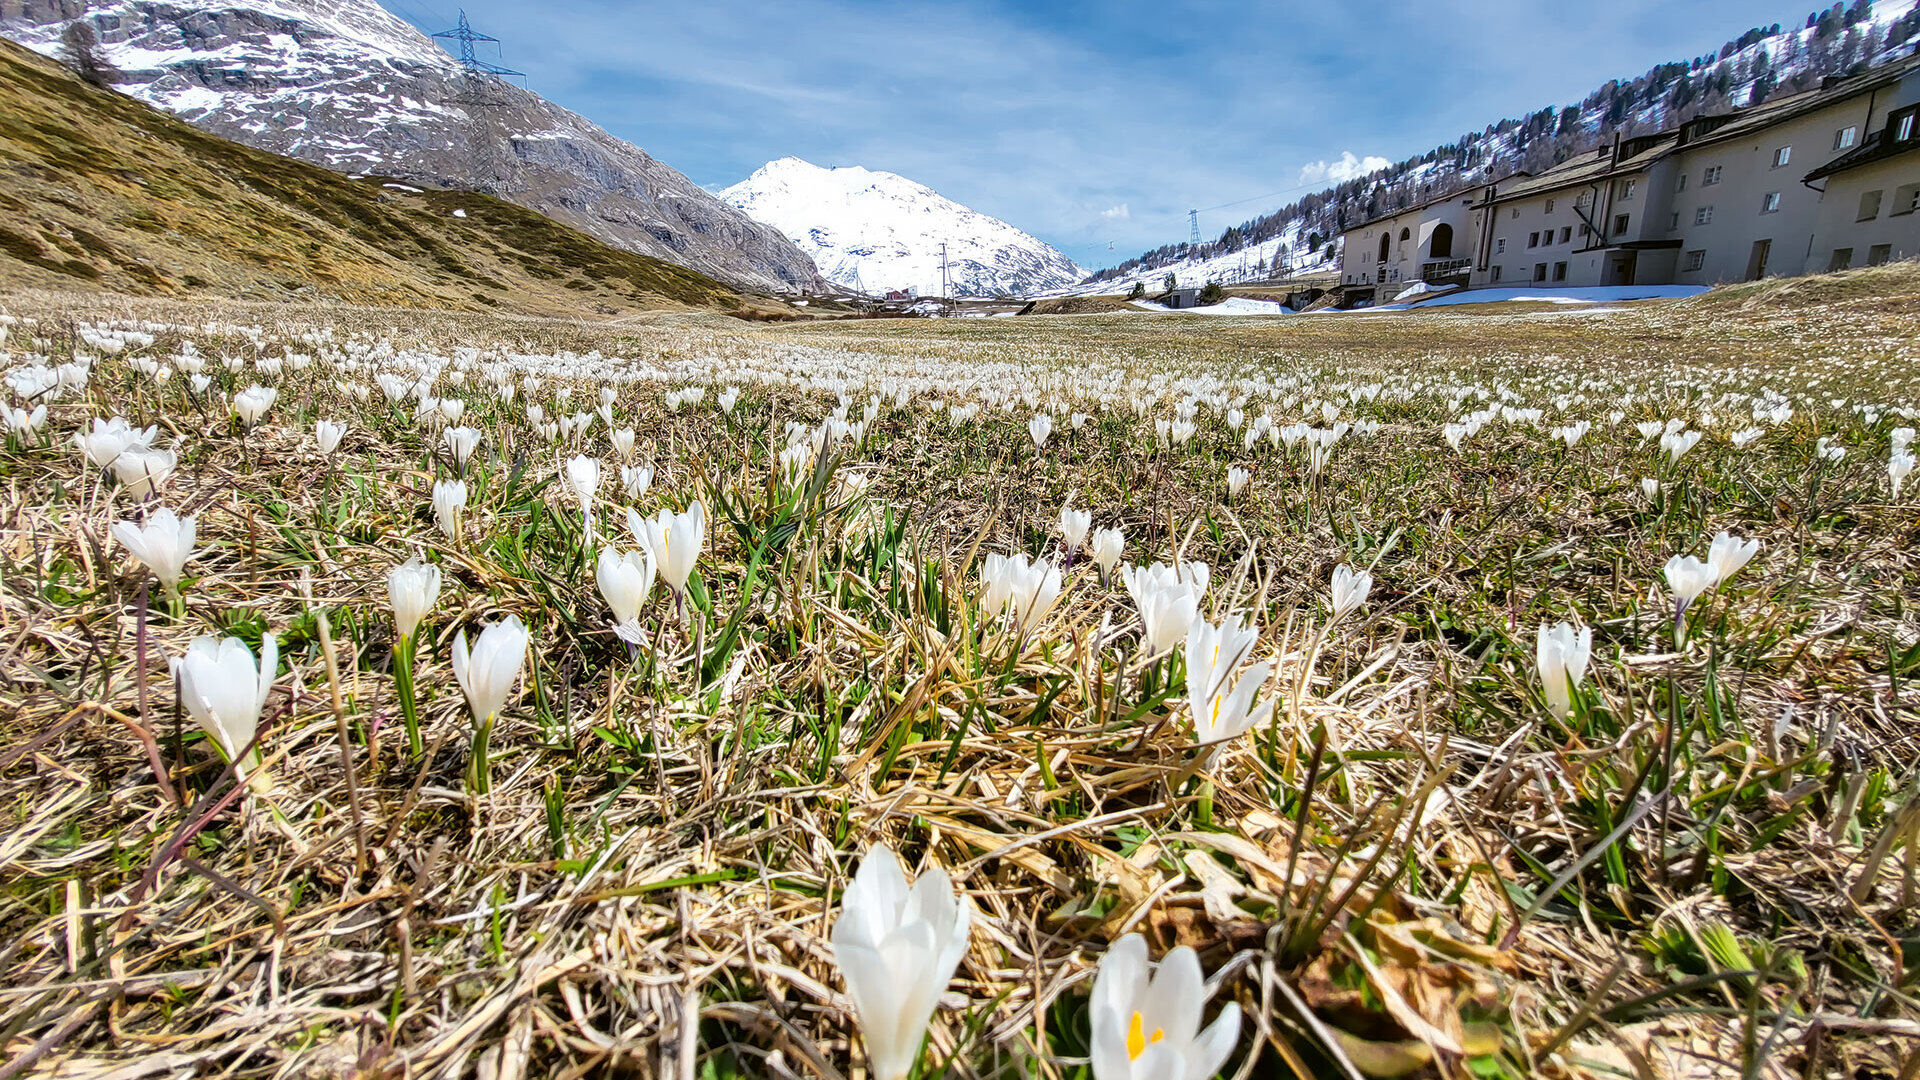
xmin=432 ymin=10 xmax=524 ymax=193
xmin=940 ymin=242 xmax=950 ymax=312
xmin=1189 ymin=209 xmax=1200 ymax=246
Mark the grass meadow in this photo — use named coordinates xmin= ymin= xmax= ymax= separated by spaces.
xmin=4 ymin=266 xmax=1920 ymax=1079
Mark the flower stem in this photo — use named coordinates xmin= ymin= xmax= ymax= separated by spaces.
xmin=394 ymin=632 xmax=422 ymax=758
xmin=467 ymin=712 xmax=494 ymax=795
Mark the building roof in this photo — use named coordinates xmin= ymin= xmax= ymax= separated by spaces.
xmin=1683 ymin=51 xmax=1920 ymax=155
xmin=1345 ymin=186 xmax=1483 ymax=234
xmin=1803 ymin=116 xmax=1920 ymax=181
xmin=1479 ymin=50 xmax=1920 ymax=206
xmin=1479 ymin=134 xmax=1679 ymax=205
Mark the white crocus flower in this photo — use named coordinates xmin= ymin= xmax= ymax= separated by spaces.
xmin=388 ymin=557 xmax=442 ymax=640
xmin=1090 ymin=526 xmax=1125 ymax=581
xmin=233 ymin=385 xmax=277 ymax=427
xmin=1122 ymin=562 xmax=1203 ymax=657
xmin=451 ymin=615 xmax=529 ymax=792
xmin=979 ymin=553 xmax=1063 ymax=634
xmin=444 ymin=425 xmax=481 ymax=470
xmin=1184 ymin=613 xmax=1272 ymax=745
xmin=610 ymin=427 xmax=635 ymax=461
xmin=1705 ymin=531 xmax=1759 ymax=587
xmin=449 ymin=624 xmax=522 ymax=723
xmin=172 ymin=633 xmax=277 ymax=788
xmin=111 ymin=507 xmax=196 ymax=595
xmin=111 ymin=446 xmax=176 ymax=499
xmin=1891 ymin=450 xmax=1914 ymax=496
xmin=3 ymin=403 xmax=47 ymax=438
xmin=628 ymin=501 xmax=705 ymax=600
xmin=1329 ymin=563 xmax=1372 ymax=621
xmin=565 ymin=455 xmax=601 ymax=541
xmin=1663 ymin=554 xmax=1716 ymax=648
xmin=74 ymin=416 xmax=156 ymax=469
xmin=1089 ymin=934 xmax=1240 ymax=1080
xmin=1226 ymin=466 xmax=1250 ymax=498
xmin=1660 ymin=429 xmax=1702 ymax=464
xmin=315 ymin=419 xmax=346 ymax=455
xmin=620 ymin=464 xmax=653 ymax=500
xmin=1029 ymin=413 xmax=1054 ymax=449
xmin=1536 ymin=621 xmax=1592 ymax=722
xmin=595 ymin=547 xmax=655 ymax=627
xmin=1058 ymin=500 xmax=1092 ymax=553
xmin=1640 ymin=477 xmax=1660 ymax=501
xmin=432 ymin=478 xmax=467 ymax=539
xmin=830 ymin=844 xmax=972 ymax=1080
xmin=718 ymin=386 xmax=740 ymax=415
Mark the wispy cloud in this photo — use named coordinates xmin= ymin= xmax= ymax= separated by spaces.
xmin=1100 ymin=204 xmax=1130 ymax=220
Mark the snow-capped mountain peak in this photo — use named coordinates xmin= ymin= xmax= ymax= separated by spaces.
xmin=722 ymin=158 xmax=1082 ymax=298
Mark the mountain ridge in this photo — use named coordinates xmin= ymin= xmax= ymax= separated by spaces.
xmin=0 ymin=35 xmax=785 ymax=318
xmin=0 ymin=0 xmax=826 ymax=295
xmin=721 ymin=156 xmax=1083 ymax=299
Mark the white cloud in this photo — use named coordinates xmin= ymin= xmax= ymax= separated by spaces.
xmin=1100 ymin=203 xmax=1130 ymax=220
xmin=1297 ymin=151 xmax=1392 ymax=187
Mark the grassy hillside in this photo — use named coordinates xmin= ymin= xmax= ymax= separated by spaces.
xmin=0 ymin=39 xmax=788 ymax=319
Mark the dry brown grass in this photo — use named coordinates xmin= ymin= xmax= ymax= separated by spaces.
xmin=2 ymin=277 xmax=1918 ymax=1080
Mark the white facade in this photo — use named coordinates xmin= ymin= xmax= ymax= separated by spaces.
xmin=1334 ymin=52 xmax=1920 ymax=301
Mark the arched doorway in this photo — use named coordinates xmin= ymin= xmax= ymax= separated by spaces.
xmin=1430 ymin=223 xmax=1454 ymax=258
xmin=1378 ymin=232 xmax=1390 ymax=263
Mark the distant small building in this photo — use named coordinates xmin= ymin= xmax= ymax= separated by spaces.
xmin=1164 ymin=287 xmax=1201 ymax=308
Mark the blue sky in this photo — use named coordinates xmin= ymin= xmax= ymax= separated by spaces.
xmin=387 ymin=0 xmax=1831 ymax=269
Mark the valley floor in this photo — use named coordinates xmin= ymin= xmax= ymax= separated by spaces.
xmin=2 ymin=263 xmax=1919 ymax=1079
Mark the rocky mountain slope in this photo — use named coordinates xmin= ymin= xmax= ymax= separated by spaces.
xmin=0 ymin=37 xmax=786 ymax=318
xmin=721 ymin=157 xmax=1082 ymax=298
xmin=0 ymin=0 xmax=825 ymax=295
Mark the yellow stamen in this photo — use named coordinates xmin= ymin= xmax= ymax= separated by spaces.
xmin=1126 ymin=1011 xmax=1165 ymax=1060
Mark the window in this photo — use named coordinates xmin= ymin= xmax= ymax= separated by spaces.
xmin=1896 ymin=184 xmax=1920 ymax=215
xmin=1491 ymin=265 xmax=1503 ymax=282
xmin=1771 ymin=146 xmax=1791 ymax=168
xmin=1580 ymin=224 xmax=1591 ymax=239
xmin=1899 ymin=112 xmax=1917 ymax=142
xmin=1868 ymin=244 xmax=1893 ymax=266
xmin=1544 ymin=198 xmax=1555 ymax=214
xmin=1670 ymin=212 xmax=1681 ymax=230
xmin=1559 ymin=226 xmax=1571 ymax=243
xmin=1528 ymin=232 xmax=1540 ymax=248
xmin=1858 ymin=189 xmax=1883 ymax=221
xmin=1533 ymin=263 xmax=1548 ymax=282
xmin=1613 ymin=213 xmax=1631 ymax=236
xmin=1828 ymin=248 xmax=1853 ymax=272
xmin=1615 ymin=179 xmax=1637 ymax=200
xmin=1761 ymin=192 xmax=1781 ymax=214
xmin=1496 ymin=238 xmax=1506 ymax=253
xmin=1834 ymin=126 xmax=1857 ymax=150
xmin=1695 ymin=205 xmax=1715 ymax=225
xmin=1703 ymin=165 xmax=1723 ymax=186
xmin=1684 ymin=249 xmax=1706 ymax=272
xmin=1552 ymin=261 xmax=1568 ymax=282
xmin=1511 ymin=208 xmax=1520 ymax=220
xmin=1676 ymin=173 xmax=1689 ymax=193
